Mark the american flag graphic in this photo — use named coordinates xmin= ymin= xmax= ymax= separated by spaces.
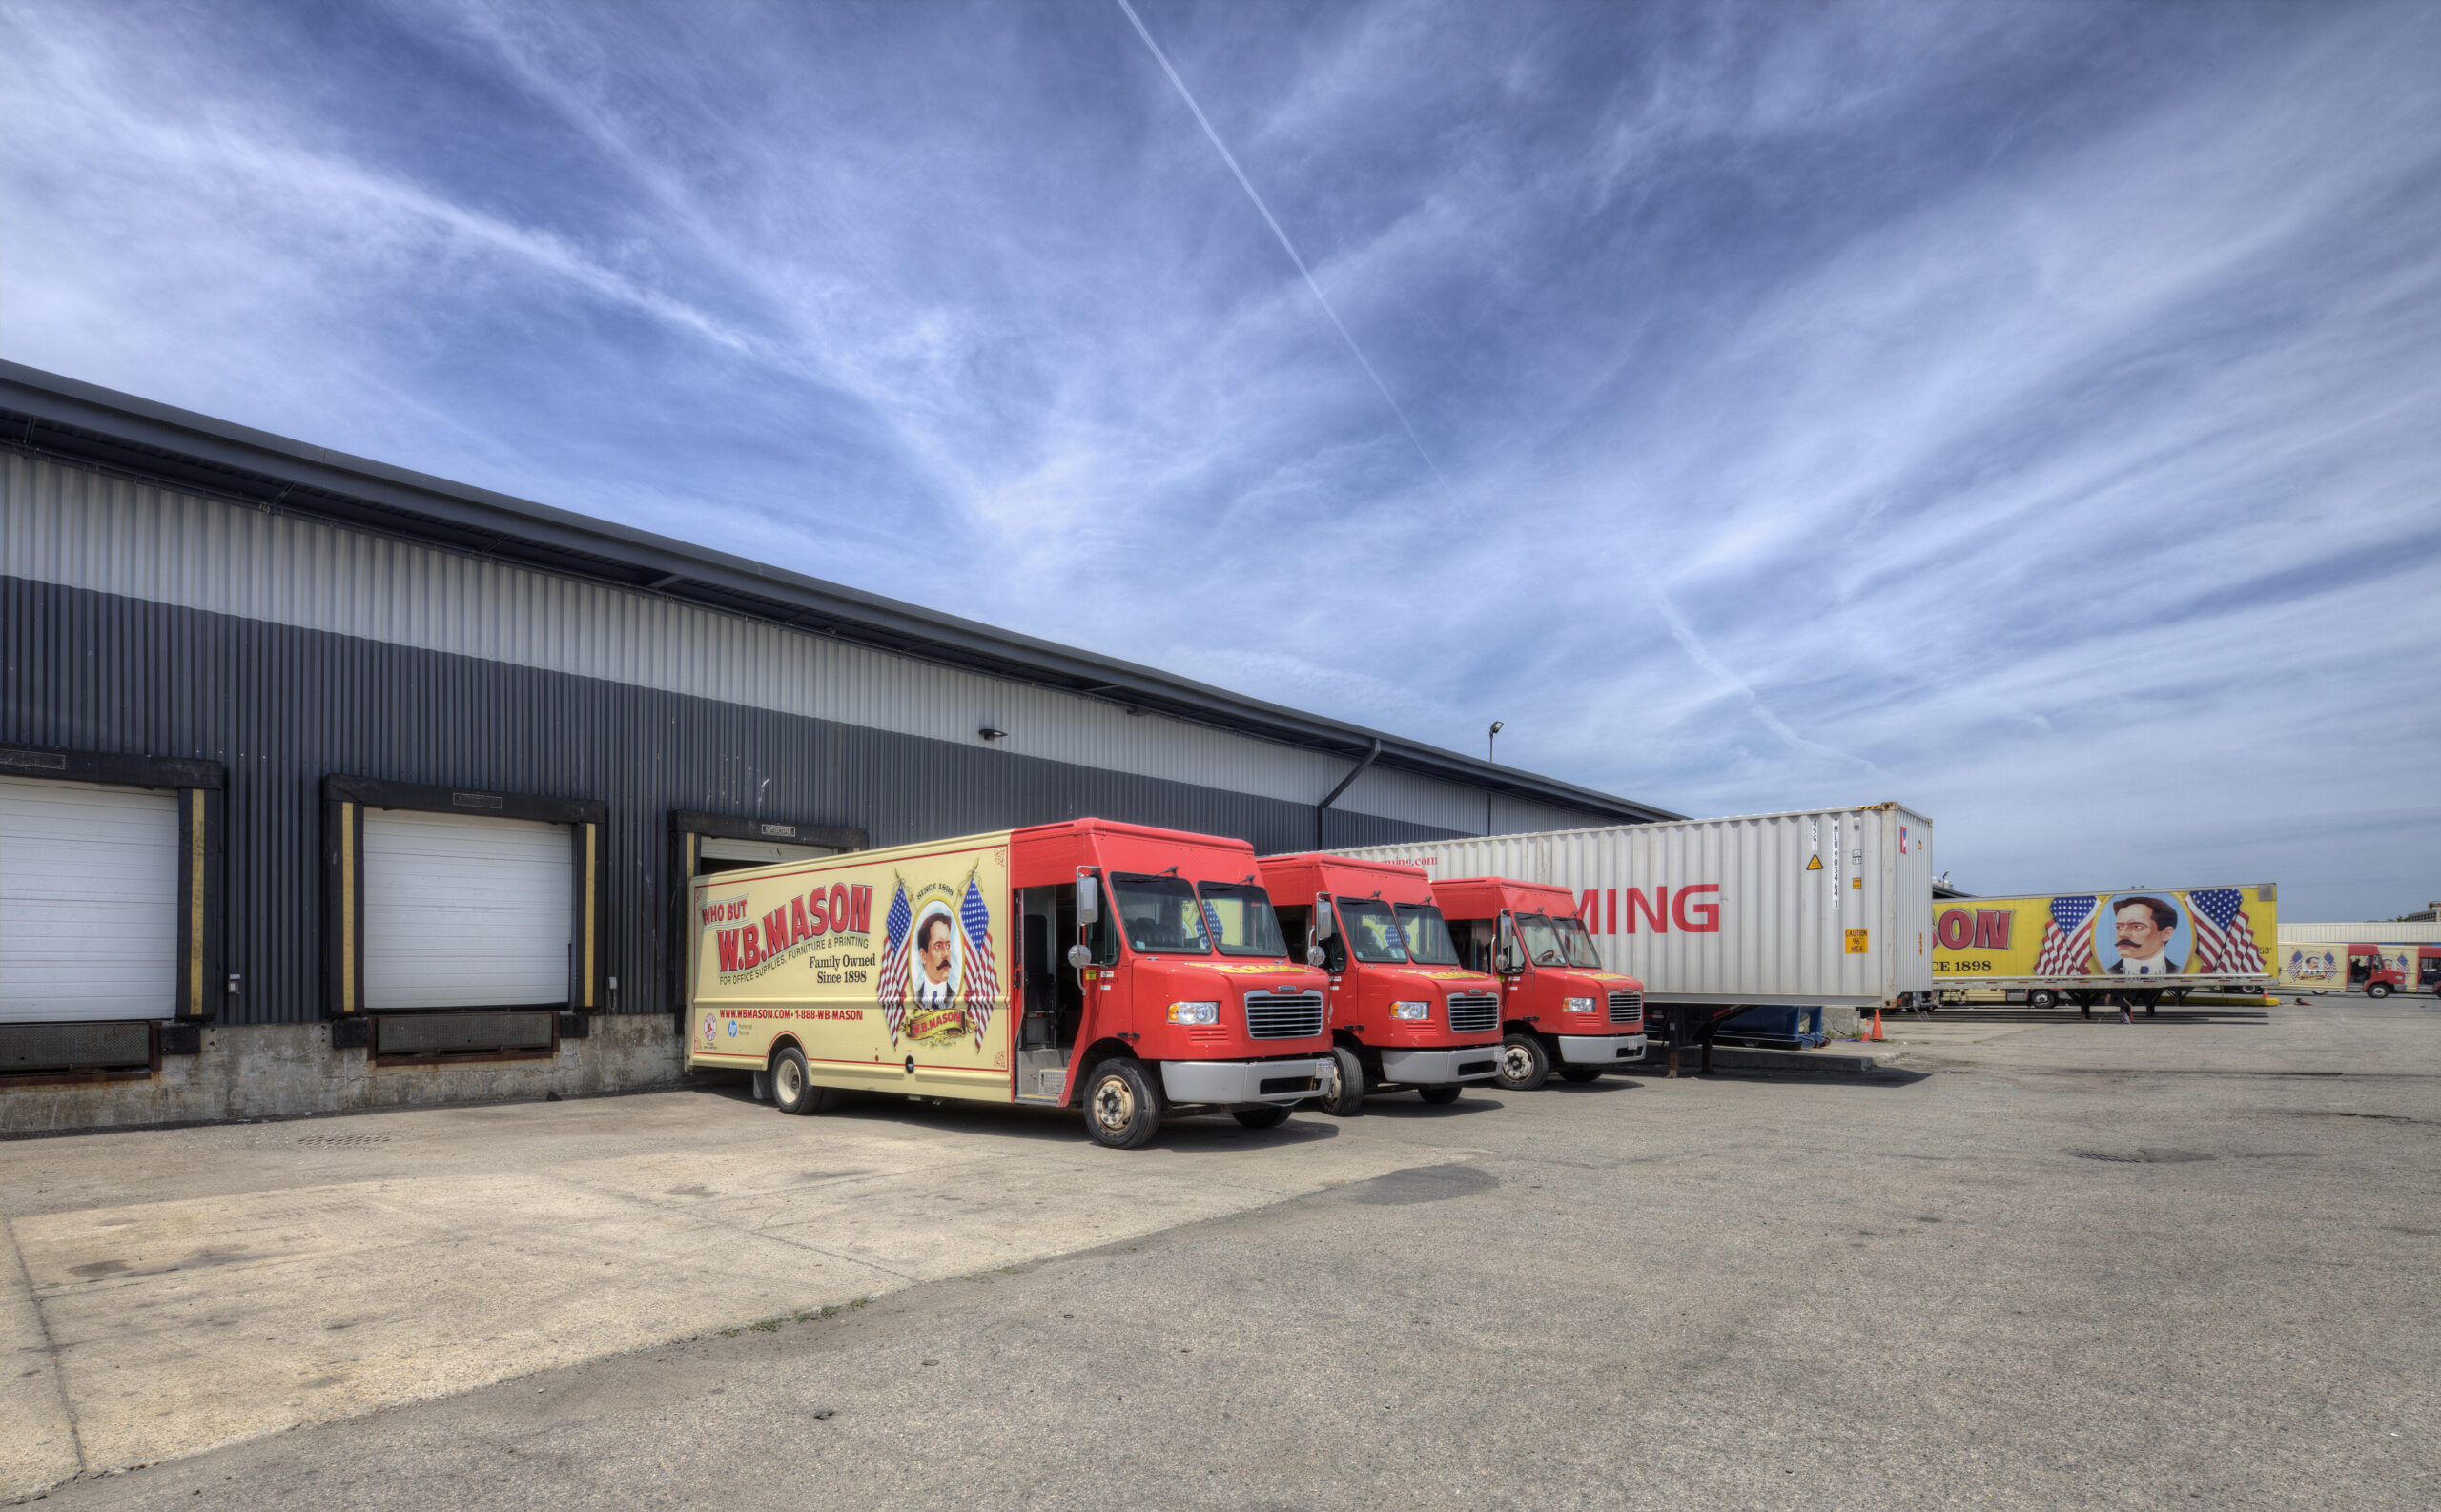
xmin=2188 ymin=889 xmax=2263 ymax=974
xmin=957 ymin=873 xmax=1001 ymax=1049
xmin=2033 ymin=895 xmax=2099 ymax=975
xmin=875 ymin=878 xmax=913 ymax=1045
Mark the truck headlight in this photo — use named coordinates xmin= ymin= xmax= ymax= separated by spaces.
xmin=1166 ymin=1001 xmax=1220 ymax=1025
xmin=1563 ymin=996 xmax=1596 ymax=1013
xmin=1389 ymin=1001 xmax=1430 ymax=1021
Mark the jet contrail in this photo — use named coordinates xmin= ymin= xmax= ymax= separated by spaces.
xmin=1113 ymin=0 xmax=1447 ymax=491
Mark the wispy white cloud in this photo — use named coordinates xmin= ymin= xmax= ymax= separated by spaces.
xmin=1 ymin=0 xmax=2433 ymax=915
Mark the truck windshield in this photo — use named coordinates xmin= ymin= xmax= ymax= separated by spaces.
xmin=1393 ymin=904 xmax=1461 ymax=966
xmin=1554 ymin=917 xmax=1604 ymax=970
xmin=1111 ymin=874 xmax=1210 ymax=954
xmin=1335 ymin=898 xmax=1409 ymax=964
xmin=1515 ymin=913 xmax=1569 ymax=967
xmin=1198 ymin=883 xmax=1288 ymax=957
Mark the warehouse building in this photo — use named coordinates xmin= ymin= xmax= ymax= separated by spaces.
xmin=0 ymin=363 xmax=1672 ymax=1130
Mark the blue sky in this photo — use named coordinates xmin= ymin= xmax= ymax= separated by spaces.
xmin=3 ymin=0 xmax=2434 ymax=919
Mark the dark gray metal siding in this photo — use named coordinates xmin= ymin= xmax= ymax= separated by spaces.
xmin=2 ymin=573 xmax=1467 ymax=1026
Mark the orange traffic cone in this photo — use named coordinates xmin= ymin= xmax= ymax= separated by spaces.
xmin=1868 ymin=1009 xmax=1884 ymax=1043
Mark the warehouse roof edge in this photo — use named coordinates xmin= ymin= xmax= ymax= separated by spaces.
xmin=0 ymin=361 xmax=1677 ymax=825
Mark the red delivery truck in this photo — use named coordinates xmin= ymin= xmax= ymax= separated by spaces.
xmin=687 ymin=819 xmax=1333 ymax=1148
xmin=1256 ymin=853 xmax=1504 ymax=1114
xmin=2348 ymin=945 xmax=2408 ymax=998
xmin=1424 ymin=876 xmax=1647 ymax=1091
xmin=2421 ymin=947 xmax=2441 ymax=996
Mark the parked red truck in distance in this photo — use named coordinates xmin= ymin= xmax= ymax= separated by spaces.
xmin=2349 ymin=944 xmax=2409 ymax=998
xmin=1256 ymin=854 xmax=1504 ymax=1114
xmin=687 ymin=818 xmax=1334 ymax=1148
xmin=1424 ymin=877 xmax=1647 ymax=1090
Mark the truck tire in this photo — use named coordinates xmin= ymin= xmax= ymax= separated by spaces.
xmin=1559 ymin=1066 xmax=1603 ymax=1084
xmin=1417 ymin=1084 xmax=1463 ymax=1105
xmin=1082 ymin=1058 xmax=1162 ymax=1149
xmin=1497 ymin=1032 xmax=1551 ymax=1092
xmin=1316 ymin=1046 xmax=1367 ymax=1117
xmin=1232 ymin=1104 xmax=1292 ymax=1129
xmin=2367 ymin=982 xmax=2392 ymax=999
xmin=770 ymin=1047 xmax=835 ymax=1115
xmin=2028 ymin=990 xmax=2059 ymax=1010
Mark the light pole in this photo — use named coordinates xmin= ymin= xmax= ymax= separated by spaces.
xmin=1486 ymin=721 xmax=1504 ymax=834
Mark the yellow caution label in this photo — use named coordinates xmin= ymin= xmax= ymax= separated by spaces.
xmin=1851 ymin=875 xmax=1861 ymax=889
xmin=1806 ymin=854 xmax=1823 ymax=871
xmin=1845 ymin=929 xmax=1869 ymax=954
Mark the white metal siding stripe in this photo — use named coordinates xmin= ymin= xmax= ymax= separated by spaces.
xmin=2 ymin=455 xmax=1601 ymax=836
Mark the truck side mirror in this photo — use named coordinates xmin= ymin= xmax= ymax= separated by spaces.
xmin=1067 ymin=943 xmax=1093 ymax=971
xmin=1495 ymin=916 xmax=1523 ymax=974
xmin=1311 ymin=897 xmax=1335 ymax=939
xmin=1306 ymin=945 xmax=1326 ymax=969
xmin=1077 ymin=873 xmax=1098 ymax=925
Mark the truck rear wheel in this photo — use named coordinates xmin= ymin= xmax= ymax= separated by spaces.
xmin=2028 ymin=990 xmax=2059 ymax=1010
xmin=1082 ymin=1059 xmax=1161 ymax=1149
xmin=1232 ymin=1104 xmax=1292 ymax=1129
xmin=1417 ymin=1084 xmax=1463 ymax=1105
xmin=770 ymin=1047 xmax=836 ymax=1115
xmin=1497 ymin=1033 xmax=1550 ymax=1092
xmin=1316 ymin=1046 xmax=1366 ymax=1117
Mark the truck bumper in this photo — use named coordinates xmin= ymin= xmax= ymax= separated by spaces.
xmin=1376 ymin=1047 xmax=1503 ymax=1085
xmin=1159 ymin=1057 xmax=1332 ymax=1106
xmin=1556 ymin=1033 xmax=1647 ymax=1066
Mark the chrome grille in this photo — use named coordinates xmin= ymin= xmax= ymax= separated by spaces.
xmin=1446 ymin=992 xmax=1500 ymax=1033
xmin=1242 ymin=991 xmax=1324 ymax=1040
xmin=1608 ymin=991 xmax=1644 ymax=1025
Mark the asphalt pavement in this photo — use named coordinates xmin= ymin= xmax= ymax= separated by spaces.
xmin=16 ymin=995 xmax=2440 ymax=1511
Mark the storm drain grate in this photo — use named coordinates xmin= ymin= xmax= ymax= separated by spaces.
xmin=297 ymin=1134 xmax=393 ymax=1147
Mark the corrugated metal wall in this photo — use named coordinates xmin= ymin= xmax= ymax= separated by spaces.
xmin=1 ymin=573 xmax=1470 ymax=1026
xmin=1 ymin=455 xmax=1609 ymax=838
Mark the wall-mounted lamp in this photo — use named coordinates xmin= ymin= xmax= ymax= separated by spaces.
xmin=978 ymin=726 xmax=1008 ymax=742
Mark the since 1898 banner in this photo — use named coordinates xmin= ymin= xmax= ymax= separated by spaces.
xmin=1930 ymin=886 xmax=2275 ymax=983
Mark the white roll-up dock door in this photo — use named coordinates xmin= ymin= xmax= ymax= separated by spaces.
xmin=0 ymin=776 xmax=181 ymax=1022
xmin=361 ymin=807 xmax=572 ymax=1010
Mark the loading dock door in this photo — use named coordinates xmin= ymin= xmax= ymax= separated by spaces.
xmin=0 ymin=776 xmax=181 ymax=1021
xmin=362 ymin=807 xmax=572 ymax=1009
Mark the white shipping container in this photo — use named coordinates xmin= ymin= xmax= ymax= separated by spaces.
xmin=1331 ymin=803 xmax=1936 ymax=1011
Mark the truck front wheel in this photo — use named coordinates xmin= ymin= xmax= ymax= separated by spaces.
xmin=1083 ymin=1059 xmax=1162 ymax=1149
xmin=1316 ymin=1046 xmax=1367 ymax=1117
xmin=2367 ymin=982 xmax=2392 ymax=999
xmin=1417 ymin=1084 xmax=1463 ymax=1105
xmin=1232 ymin=1104 xmax=1292 ymax=1129
xmin=1497 ymin=1033 xmax=1551 ymax=1092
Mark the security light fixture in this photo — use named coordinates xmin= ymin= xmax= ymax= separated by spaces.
xmin=978 ymin=726 xmax=1008 ymax=742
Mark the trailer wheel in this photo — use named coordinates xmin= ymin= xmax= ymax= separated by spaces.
xmin=770 ymin=1047 xmax=835 ymax=1115
xmin=2028 ymin=990 xmax=2059 ymax=1010
xmin=1418 ymin=1084 xmax=1464 ymax=1105
xmin=1316 ymin=1046 xmax=1367 ymax=1117
xmin=2367 ymin=983 xmax=2392 ymax=999
xmin=1558 ymin=1066 xmax=1602 ymax=1084
xmin=1497 ymin=1033 xmax=1551 ymax=1092
xmin=1232 ymin=1104 xmax=1292 ymax=1129
xmin=1082 ymin=1059 xmax=1161 ymax=1149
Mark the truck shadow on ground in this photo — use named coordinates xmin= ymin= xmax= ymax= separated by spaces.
xmin=1614 ymin=1065 xmax=1935 ymax=1089
xmin=684 ymin=1079 xmax=1349 ymax=1153
xmin=1915 ymin=1009 xmax=2270 ymax=1025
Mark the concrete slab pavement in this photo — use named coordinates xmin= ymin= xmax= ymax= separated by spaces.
xmin=0 ymin=1087 xmax=1462 ymax=1497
